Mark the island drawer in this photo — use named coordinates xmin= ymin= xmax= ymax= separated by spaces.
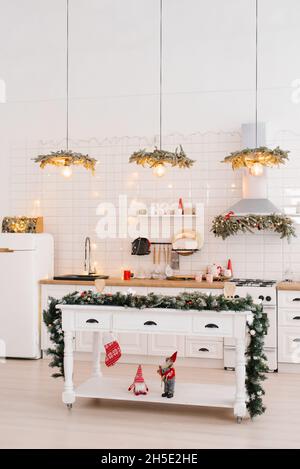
xmin=113 ymin=311 xmax=192 ymax=333
xmin=185 ymin=337 xmax=223 ymax=359
xmin=192 ymin=315 xmax=233 ymax=336
xmin=75 ymin=311 xmax=111 ymax=330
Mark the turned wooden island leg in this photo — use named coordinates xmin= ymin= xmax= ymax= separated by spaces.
xmin=234 ymin=337 xmax=247 ymax=422
xmin=92 ymin=331 xmax=102 ymax=377
xmin=62 ymin=331 xmax=75 ymax=407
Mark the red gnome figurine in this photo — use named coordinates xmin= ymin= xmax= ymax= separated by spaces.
xmin=128 ymin=365 xmax=149 ymax=396
xmin=157 ymin=351 xmax=177 ymax=398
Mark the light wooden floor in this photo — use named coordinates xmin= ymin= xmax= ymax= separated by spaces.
xmin=0 ymin=359 xmax=300 ymax=449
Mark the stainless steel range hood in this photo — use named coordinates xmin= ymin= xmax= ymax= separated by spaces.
xmin=228 ymin=123 xmax=280 ymax=215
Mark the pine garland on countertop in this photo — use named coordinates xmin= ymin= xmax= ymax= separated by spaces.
xmin=43 ymin=290 xmax=269 ymax=418
xmin=211 ymin=213 xmax=296 ymax=241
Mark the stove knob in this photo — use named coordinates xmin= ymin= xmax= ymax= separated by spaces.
xmin=266 ymin=296 xmax=271 ymax=302
xmin=258 ymin=295 xmax=264 ymax=301
xmin=234 ymin=295 xmax=240 ymax=298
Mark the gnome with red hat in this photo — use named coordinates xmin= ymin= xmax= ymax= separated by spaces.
xmin=128 ymin=364 xmax=149 ymax=396
xmin=157 ymin=351 xmax=177 ymax=398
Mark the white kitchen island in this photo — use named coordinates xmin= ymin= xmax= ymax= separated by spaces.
xmin=59 ymin=304 xmax=251 ymax=422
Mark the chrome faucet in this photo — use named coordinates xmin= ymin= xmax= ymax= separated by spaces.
xmin=84 ymin=237 xmax=95 ymax=275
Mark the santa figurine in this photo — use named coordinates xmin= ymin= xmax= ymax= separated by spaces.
xmin=128 ymin=364 xmax=149 ymax=396
xmin=157 ymin=351 xmax=177 ymax=398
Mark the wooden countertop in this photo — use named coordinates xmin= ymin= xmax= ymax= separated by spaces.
xmin=39 ymin=277 xmax=224 ymax=289
xmin=277 ymin=281 xmax=300 ymax=291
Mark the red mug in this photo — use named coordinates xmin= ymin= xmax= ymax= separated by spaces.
xmin=123 ymin=270 xmax=131 ymax=280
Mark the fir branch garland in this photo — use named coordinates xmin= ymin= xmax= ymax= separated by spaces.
xmin=211 ymin=213 xmax=296 ymax=241
xmin=33 ymin=150 xmax=97 ymax=173
xmin=221 ymin=146 xmax=289 ymax=170
xmin=43 ymin=290 xmax=269 ymax=418
xmin=129 ymin=145 xmax=195 ymax=169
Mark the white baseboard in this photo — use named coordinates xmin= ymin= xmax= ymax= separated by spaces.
xmin=278 ymin=362 xmax=300 ymax=373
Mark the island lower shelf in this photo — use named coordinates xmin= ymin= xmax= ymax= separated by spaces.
xmin=75 ymin=377 xmax=235 ymax=409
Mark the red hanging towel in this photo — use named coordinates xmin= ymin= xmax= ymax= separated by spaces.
xmin=103 ymin=332 xmax=122 ymax=367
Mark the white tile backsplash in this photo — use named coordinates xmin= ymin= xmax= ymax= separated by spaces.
xmin=7 ymin=130 xmax=300 ymax=280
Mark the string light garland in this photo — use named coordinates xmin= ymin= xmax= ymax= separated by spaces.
xmin=44 ymin=289 xmax=269 ymax=418
xmin=211 ymin=212 xmax=296 ymax=240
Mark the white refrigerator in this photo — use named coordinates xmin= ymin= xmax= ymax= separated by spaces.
xmin=0 ymin=233 xmax=54 ymax=358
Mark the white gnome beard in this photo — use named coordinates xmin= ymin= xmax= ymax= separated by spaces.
xmin=134 ymin=382 xmax=147 ymax=393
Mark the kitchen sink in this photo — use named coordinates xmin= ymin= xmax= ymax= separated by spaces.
xmin=53 ymin=274 xmax=109 ymax=281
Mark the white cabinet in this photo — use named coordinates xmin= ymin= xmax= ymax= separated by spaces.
xmin=148 ymin=334 xmax=185 ymax=357
xmin=278 ymin=290 xmax=300 ymax=367
xmin=185 ymin=337 xmax=223 ymax=360
xmin=75 ymin=331 xmax=148 ymax=355
xmin=278 ymin=327 xmax=300 ymax=363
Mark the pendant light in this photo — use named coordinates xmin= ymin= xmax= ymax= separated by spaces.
xmin=129 ymin=0 xmax=195 ymax=176
xmin=221 ymin=0 xmax=288 ymax=175
xmin=33 ymin=0 xmax=97 ymax=176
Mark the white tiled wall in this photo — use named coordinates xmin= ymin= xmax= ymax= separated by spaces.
xmin=8 ymin=129 xmax=300 ymax=280
xmin=2 ymin=0 xmax=300 ymax=280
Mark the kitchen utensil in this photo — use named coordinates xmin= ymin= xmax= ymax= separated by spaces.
xmin=167 ymin=275 xmax=196 ymax=281
xmin=165 ymin=264 xmax=173 ymax=277
xmin=153 ymin=246 xmax=156 ymax=264
xmin=123 ymin=270 xmax=131 ymax=280
xmin=157 ymin=245 xmax=161 ymax=264
xmin=131 ymin=237 xmax=151 ymax=256
xmin=195 ymin=273 xmax=203 ymax=282
xmin=172 ymin=229 xmax=203 ymax=256
xmin=170 ymin=250 xmax=180 ymax=270
xmin=206 ymin=273 xmax=213 ymax=283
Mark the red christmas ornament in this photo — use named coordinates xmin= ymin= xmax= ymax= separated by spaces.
xmin=224 ymin=211 xmax=234 ymax=220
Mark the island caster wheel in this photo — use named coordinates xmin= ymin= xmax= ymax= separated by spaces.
xmin=236 ymin=416 xmax=242 ymax=424
xmin=66 ymin=403 xmax=72 ymax=410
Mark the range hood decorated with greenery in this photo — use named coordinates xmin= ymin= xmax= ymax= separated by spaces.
xmin=211 ymin=0 xmax=295 ymax=242
xmin=211 ymin=123 xmax=296 ymax=241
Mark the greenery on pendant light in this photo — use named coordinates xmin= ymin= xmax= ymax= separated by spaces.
xmin=221 ymin=146 xmax=289 ymax=170
xmin=44 ymin=289 xmax=269 ymax=418
xmin=33 ymin=150 xmax=97 ymax=173
xmin=129 ymin=145 xmax=195 ymax=168
xmin=211 ymin=213 xmax=296 ymax=240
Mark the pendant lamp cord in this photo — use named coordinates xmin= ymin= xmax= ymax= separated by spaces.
xmin=255 ymin=0 xmax=258 ymax=148
xmin=66 ymin=0 xmax=69 ymax=151
xmin=159 ymin=0 xmax=163 ymax=150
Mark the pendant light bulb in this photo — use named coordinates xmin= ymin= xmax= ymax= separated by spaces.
xmin=249 ymin=163 xmax=263 ymax=177
xmin=61 ymin=165 xmax=72 ymax=178
xmin=153 ymin=164 xmax=166 ymax=178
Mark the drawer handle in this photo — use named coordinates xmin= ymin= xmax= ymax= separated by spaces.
xmin=86 ymin=319 xmax=99 ymax=324
xmin=293 ymin=338 xmax=300 ymax=343
xmin=199 ymin=347 xmax=209 ymax=352
xmin=205 ymin=323 xmax=219 ymax=329
xmin=293 ymin=316 xmax=300 ymax=320
xmin=144 ymin=321 xmax=157 ymax=326
xmin=292 ymin=298 xmax=300 ymax=301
